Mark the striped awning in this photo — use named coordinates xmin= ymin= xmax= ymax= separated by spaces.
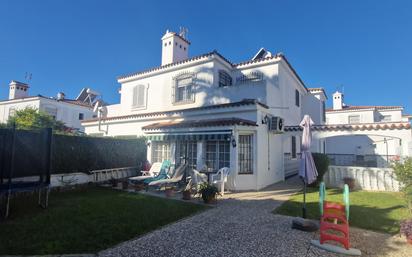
xmin=145 ymin=132 xmax=231 ymax=141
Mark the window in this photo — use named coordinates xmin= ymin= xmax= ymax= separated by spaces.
xmin=8 ymin=107 xmax=16 ymax=118
xmin=295 ymin=90 xmax=300 ymax=107
xmin=205 ymin=140 xmax=230 ymax=172
xmin=381 ymin=115 xmax=392 ymax=122
xmin=218 ymin=70 xmax=232 ymax=87
xmin=78 ymin=113 xmax=84 ymax=120
xmin=291 ymin=136 xmax=297 ymax=159
xmin=322 ymin=101 xmax=326 ymax=122
xmin=238 ymin=135 xmax=253 ymax=174
xmin=173 ymin=74 xmax=194 ymax=103
xmin=45 ymin=107 xmax=57 ymax=119
xmin=151 ymin=142 xmax=171 ymax=163
xmin=132 ymin=85 xmax=146 ymax=108
xmin=348 ymin=115 xmax=360 ymax=124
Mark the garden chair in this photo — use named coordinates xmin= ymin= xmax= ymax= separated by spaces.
xmin=148 ymin=163 xmax=188 ymax=189
xmin=211 ymin=167 xmax=231 ymax=196
xmin=128 ymin=162 xmax=163 ymax=183
xmin=188 ymin=169 xmax=208 ymax=194
xmin=142 ymin=160 xmax=172 ymax=185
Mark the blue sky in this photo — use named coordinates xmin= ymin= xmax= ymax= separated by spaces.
xmin=1 ymin=0 xmax=411 ymax=113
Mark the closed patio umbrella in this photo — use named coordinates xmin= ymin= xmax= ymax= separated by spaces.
xmin=299 ymin=114 xmax=318 ymax=218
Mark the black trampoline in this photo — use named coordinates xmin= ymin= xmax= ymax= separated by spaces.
xmin=0 ymin=126 xmax=52 ymax=219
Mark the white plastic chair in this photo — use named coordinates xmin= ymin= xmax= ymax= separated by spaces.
xmin=211 ymin=167 xmax=231 ymax=195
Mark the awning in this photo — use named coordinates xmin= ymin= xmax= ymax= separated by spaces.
xmin=146 ymin=131 xmax=231 ymax=141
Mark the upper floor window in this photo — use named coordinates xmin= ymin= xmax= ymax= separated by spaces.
xmin=218 ymin=70 xmax=232 ymax=87
xmin=381 ymin=115 xmax=392 ymax=122
xmin=348 ymin=115 xmax=360 ymax=124
xmin=173 ymin=73 xmax=195 ymax=104
xmin=322 ymin=101 xmax=326 ymax=122
xmin=132 ymin=85 xmax=146 ymax=108
xmin=79 ymin=113 xmax=84 ymax=120
xmin=8 ymin=107 xmax=16 ymax=118
xmin=45 ymin=107 xmax=57 ymax=119
xmin=295 ymin=90 xmax=300 ymax=107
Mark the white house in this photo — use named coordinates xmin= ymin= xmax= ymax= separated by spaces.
xmin=0 ymin=80 xmax=95 ymax=131
xmin=82 ymin=29 xmax=325 ymax=190
xmin=323 ymin=91 xmax=412 ymax=166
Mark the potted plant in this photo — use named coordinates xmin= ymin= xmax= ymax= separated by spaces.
xmin=165 ymin=187 xmax=175 ymax=197
xmin=343 ymin=177 xmax=356 ymax=190
xmin=199 ymin=183 xmax=219 ymax=204
xmin=400 ymin=219 xmax=412 ymax=244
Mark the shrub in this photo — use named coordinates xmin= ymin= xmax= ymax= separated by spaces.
xmin=392 ymin=157 xmax=412 ymax=214
xmin=309 ymin=153 xmax=330 ymax=187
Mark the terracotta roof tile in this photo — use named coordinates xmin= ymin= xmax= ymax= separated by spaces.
xmin=285 ymin=122 xmax=411 ymax=132
xmin=142 ymin=118 xmax=257 ymax=130
xmin=326 ymin=105 xmax=403 ymax=112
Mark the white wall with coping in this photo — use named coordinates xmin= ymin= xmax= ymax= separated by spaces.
xmin=324 ymin=165 xmax=400 ymax=192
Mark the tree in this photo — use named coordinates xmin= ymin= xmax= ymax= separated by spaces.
xmin=6 ymin=107 xmax=67 ymax=132
xmin=392 ymin=157 xmax=412 ymax=215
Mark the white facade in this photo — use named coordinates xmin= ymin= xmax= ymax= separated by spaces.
xmin=0 ymin=81 xmax=95 ymax=131
xmin=82 ymin=31 xmax=325 ymax=190
xmin=324 ymin=91 xmax=412 ymax=162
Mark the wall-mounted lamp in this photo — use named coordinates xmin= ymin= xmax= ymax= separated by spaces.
xmin=262 ymin=114 xmax=269 ymax=125
xmin=146 ymin=140 xmax=152 ymax=147
xmin=231 ymin=135 xmax=237 ymax=148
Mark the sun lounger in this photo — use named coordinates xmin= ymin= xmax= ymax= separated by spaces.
xmin=128 ymin=162 xmax=163 ymax=183
xmin=148 ymin=163 xmax=187 ymax=187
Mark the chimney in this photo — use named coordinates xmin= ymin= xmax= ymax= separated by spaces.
xmin=161 ymin=28 xmax=190 ymax=66
xmin=333 ymin=91 xmax=344 ymax=110
xmin=57 ymin=92 xmax=65 ymax=100
xmin=9 ymin=80 xmax=29 ymax=100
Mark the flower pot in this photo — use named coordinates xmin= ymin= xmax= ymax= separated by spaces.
xmin=165 ymin=188 xmax=175 ymax=197
xmin=343 ymin=177 xmax=356 ymax=190
xmin=182 ymin=190 xmax=191 ymax=200
xmin=202 ymin=194 xmax=216 ymax=204
xmin=407 ymin=237 xmax=412 ymax=245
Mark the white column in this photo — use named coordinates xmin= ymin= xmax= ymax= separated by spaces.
xmin=196 ymin=141 xmax=204 ymax=169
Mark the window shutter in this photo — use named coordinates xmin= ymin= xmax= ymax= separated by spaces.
xmin=132 ymin=86 xmax=138 ymax=107
xmin=137 ymin=85 xmax=145 ymax=106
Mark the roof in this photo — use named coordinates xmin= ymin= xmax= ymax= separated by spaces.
xmin=82 ymin=99 xmax=267 ymax=124
xmin=0 ymin=95 xmax=93 ymax=108
xmin=326 ymin=105 xmax=403 ymax=112
xmin=117 ymin=51 xmax=307 ymax=90
xmin=285 ymin=122 xmax=411 ymax=132
xmin=308 ymin=87 xmax=328 ymax=99
xmin=142 ymin=118 xmax=257 ymax=130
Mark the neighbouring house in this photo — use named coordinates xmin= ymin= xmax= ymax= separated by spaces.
xmin=82 ymin=29 xmax=325 ymax=190
xmin=0 ymin=80 xmax=96 ymax=131
xmin=323 ymin=90 xmax=412 ymax=167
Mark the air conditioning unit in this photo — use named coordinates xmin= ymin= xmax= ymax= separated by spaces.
xmin=268 ymin=116 xmax=284 ymax=133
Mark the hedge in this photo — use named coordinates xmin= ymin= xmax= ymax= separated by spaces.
xmin=309 ymin=153 xmax=330 ymax=187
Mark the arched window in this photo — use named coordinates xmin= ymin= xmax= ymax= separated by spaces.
xmin=132 ymin=84 xmax=146 ymax=108
xmin=218 ymin=70 xmax=232 ymax=87
xmin=172 ymin=72 xmax=195 ymax=104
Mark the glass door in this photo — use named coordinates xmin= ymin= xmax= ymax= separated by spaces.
xmin=176 ymin=141 xmax=197 ymax=169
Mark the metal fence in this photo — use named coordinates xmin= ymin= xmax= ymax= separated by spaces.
xmin=326 ymin=154 xmax=399 ymax=168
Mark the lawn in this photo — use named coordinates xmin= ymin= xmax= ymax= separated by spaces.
xmin=274 ymin=187 xmax=410 ymax=234
xmin=0 ymin=186 xmax=206 ymax=255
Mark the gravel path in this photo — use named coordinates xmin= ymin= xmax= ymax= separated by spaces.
xmin=99 ymin=177 xmax=411 ymax=257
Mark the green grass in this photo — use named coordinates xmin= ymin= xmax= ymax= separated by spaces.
xmin=274 ymin=187 xmax=410 ymax=234
xmin=0 ymin=187 xmax=206 ymax=255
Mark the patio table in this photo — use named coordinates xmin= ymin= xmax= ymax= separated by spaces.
xmin=199 ymin=169 xmax=217 ymax=184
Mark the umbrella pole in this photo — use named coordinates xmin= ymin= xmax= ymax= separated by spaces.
xmin=302 ymin=180 xmax=307 ymax=219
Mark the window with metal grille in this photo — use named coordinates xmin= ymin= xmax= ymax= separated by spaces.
xmin=174 ymin=74 xmax=194 ymax=103
xmin=238 ymin=135 xmax=253 ymax=174
xmin=291 ymin=136 xmax=297 ymax=159
xmin=295 ymin=90 xmax=300 ymax=107
xmin=132 ymin=85 xmax=146 ymax=108
xmin=218 ymin=70 xmax=232 ymax=87
xmin=205 ymin=140 xmax=230 ymax=172
xmin=151 ymin=141 xmax=171 ymax=163
xmin=45 ymin=107 xmax=58 ymax=119
xmin=348 ymin=115 xmax=360 ymax=124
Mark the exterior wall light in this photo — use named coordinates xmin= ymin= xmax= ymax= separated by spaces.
xmin=146 ymin=140 xmax=152 ymax=147
xmin=231 ymin=135 xmax=237 ymax=148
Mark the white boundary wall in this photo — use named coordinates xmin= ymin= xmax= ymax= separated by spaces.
xmin=324 ymin=165 xmax=400 ymax=192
